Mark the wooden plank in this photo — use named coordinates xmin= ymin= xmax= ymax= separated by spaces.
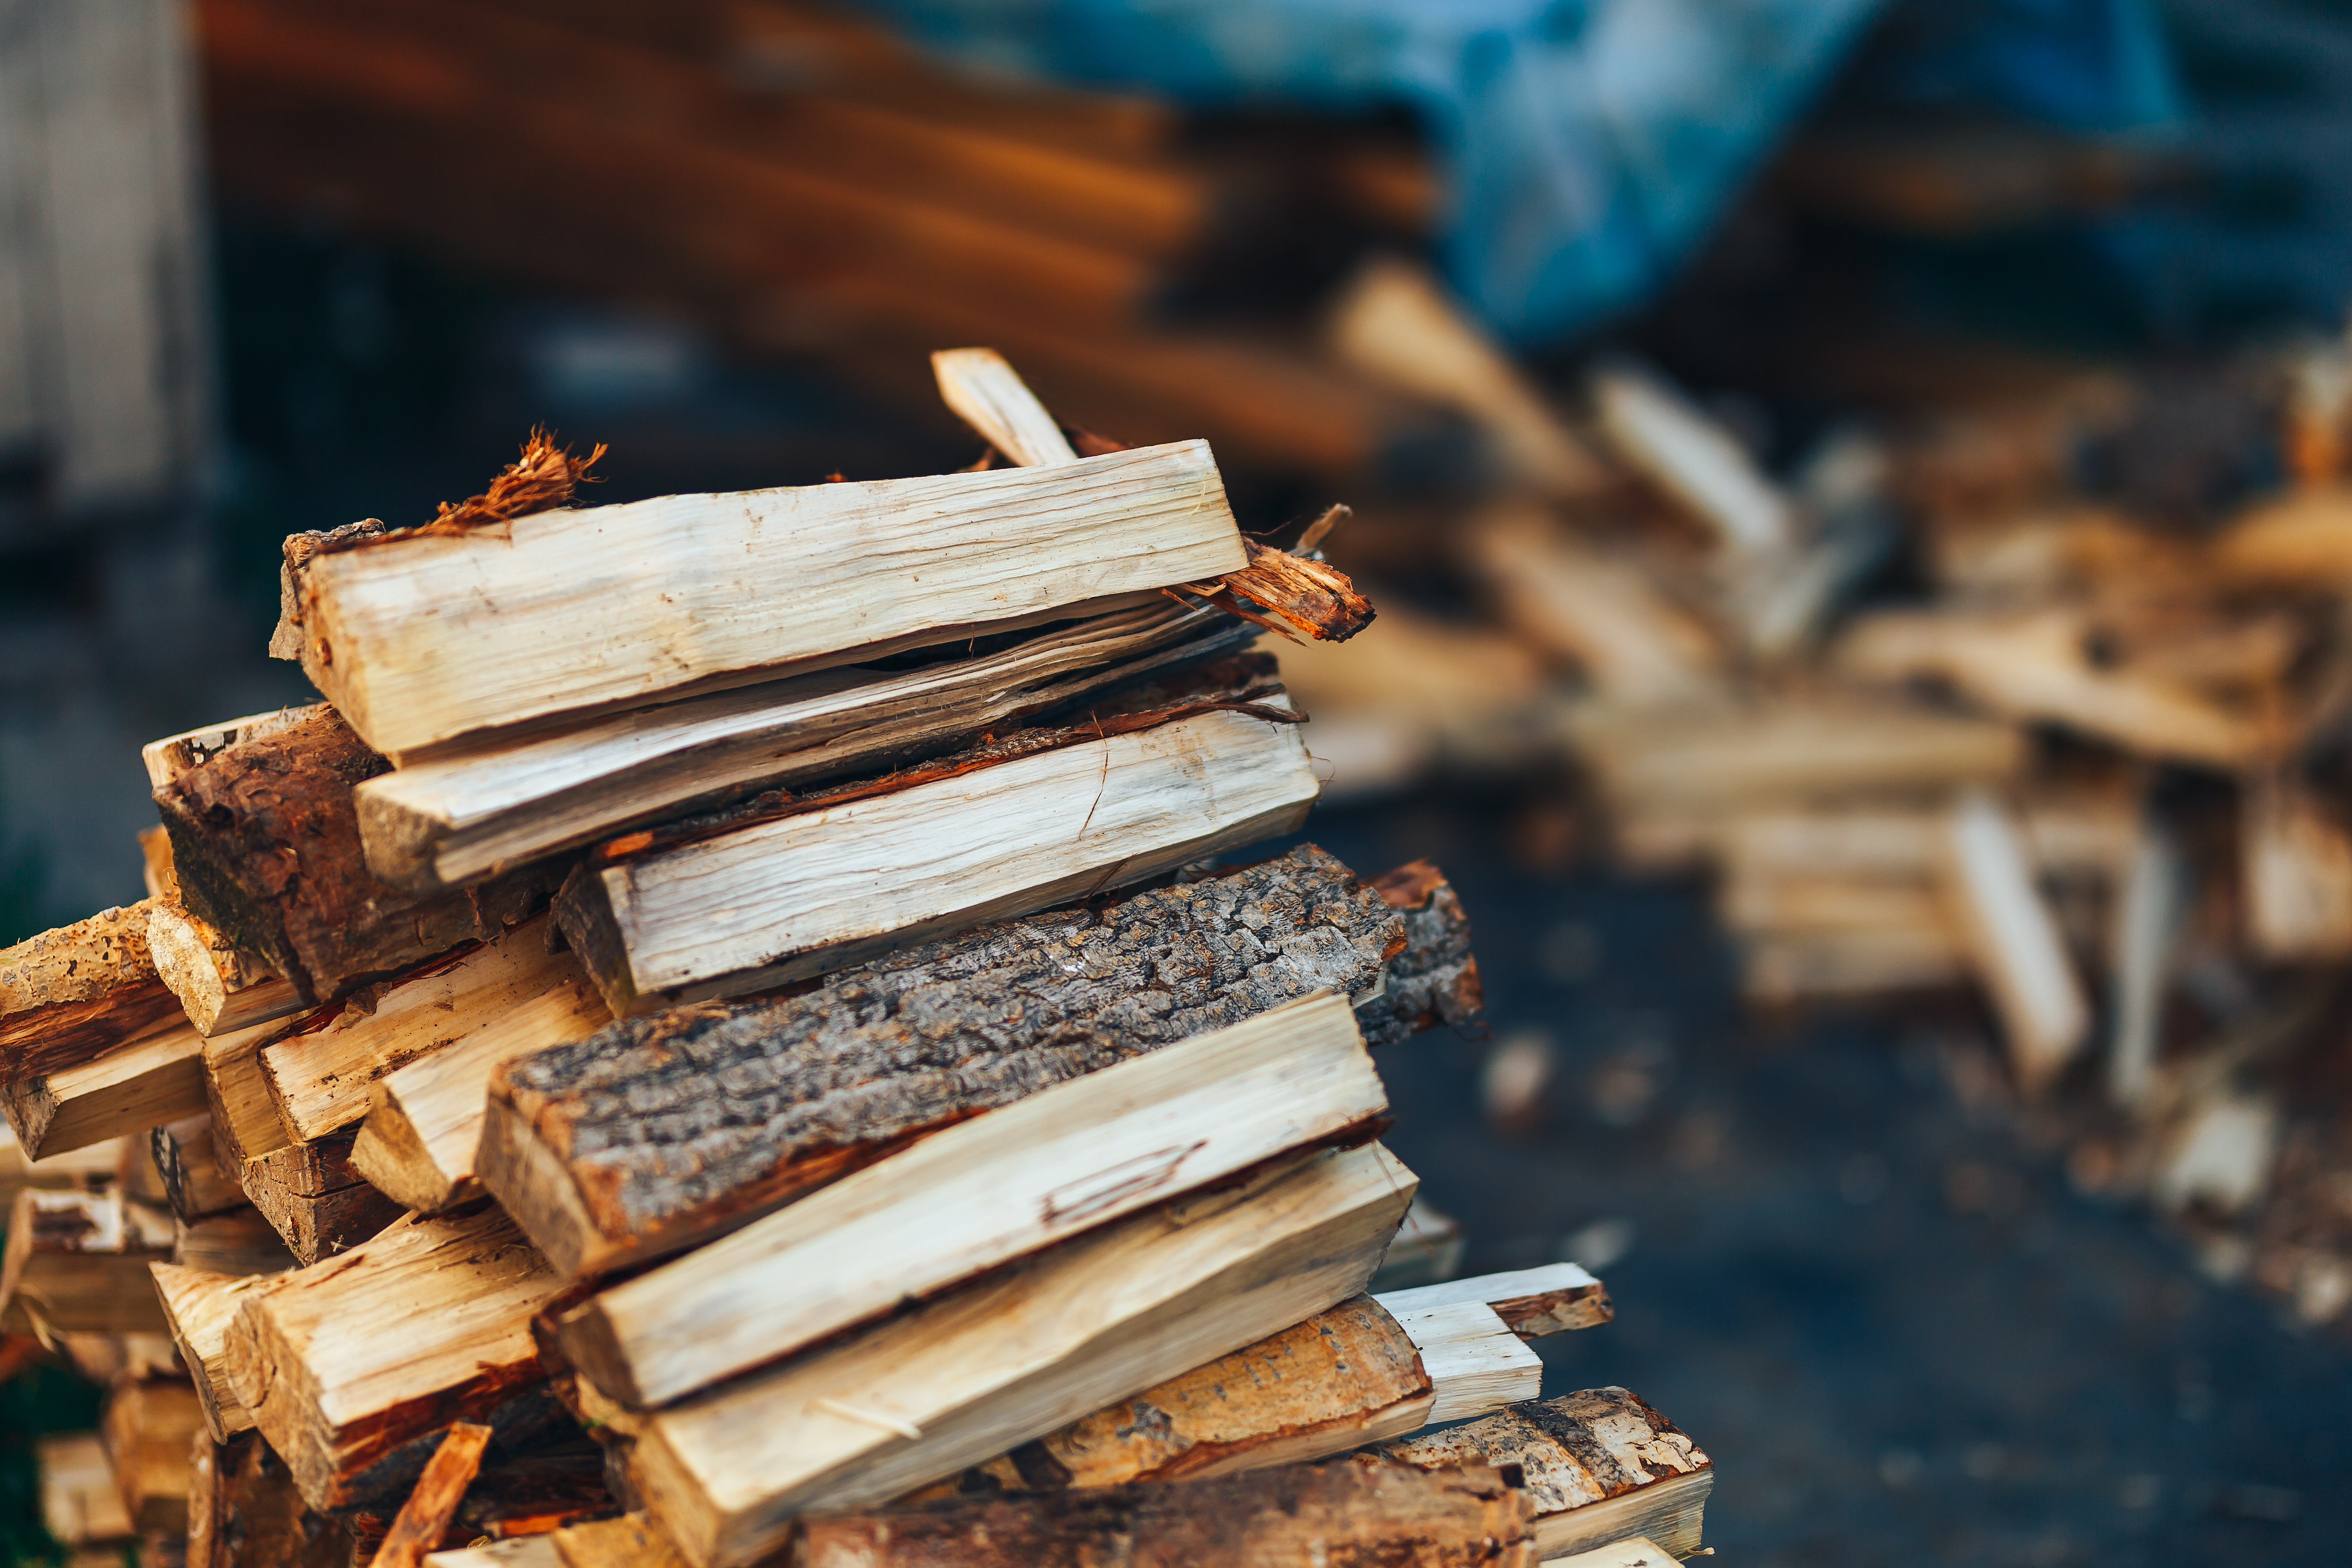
xmin=39 ymin=1431 xmax=135 ymax=1547
xmin=351 ymin=968 xmax=610 ymax=1214
xmin=481 ymin=844 xmax=1407 ymax=1278
xmin=352 ymin=600 xmax=1253 ymax=892
xmin=374 ymin=1424 xmax=495 ymax=1568
xmin=1939 ymin=790 xmax=2089 ymax=1096
xmin=285 ymin=441 xmax=1247 ymax=759
xmin=2 ymin=1186 xmax=174 ymax=1334
xmin=1375 ymin=1261 xmax=1614 ymax=1338
xmin=614 ymin=1141 xmax=1415 ymax=1568
xmin=1385 ymin=1388 xmax=1713 ymax=1561
xmin=146 ymin=901 xmax=304 ymax=1038
xmin=933 ymin=347 xmax=1078 ymax=466
xmin=101 ymin=1376 xmax=205 ymax=1534
xmin=559 ymin=992 xmax=1387 ymax=1407
xmin=188 ymin=1429 xmax=355 ymax=1568
xmin=151 ymin=1265 xmax=275 ymax=1442
xmin=557 ymin=704 xmax=1319 ymax=1014
xmin=258 ymin=917 xmax=588 ymax=1142
xmin=3 ymin=1013 xmax=212 ymax=1159
xmin=800 ymin=1457 xmax=1535 ymax=1567
xmin=224 ymin=1203 xmax=566 ymax=1510
xmin=155 ymin=705 xmax=563 ymax=1005
xmin=150 ymin=1115 xmax=246 ymax=1222
xmin=0 ymin=902 xmax=183 ymax=1083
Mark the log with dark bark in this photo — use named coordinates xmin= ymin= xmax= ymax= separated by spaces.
xmin=1361 ymin=861 xmax=1484 ymax=1046
xmin=0 ymin=903 xmax=183 ymax=1081
xmin=153 ymin=705 xmax=564 ymax=1005
xmin=799 ymin=1457 xmax=1533 ymax=1568
xmin=481 ymin=844 xmax=1411 ymax=1277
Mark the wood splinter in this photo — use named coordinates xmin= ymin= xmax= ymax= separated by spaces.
xmin=374 ymin=1422 xmax=495 ymax=1568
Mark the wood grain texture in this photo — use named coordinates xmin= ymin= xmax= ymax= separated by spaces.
xmin=557 ymin=703 xmax=1319 ymax=1014
xmin=483 ymin=844 xmax=1405 ymax=1278
xmin=354 ymin=601 xmax=1253 ymax=892
xmin=174 ymin=1207 xmax=296 ymax=1277
xmin=290 ymin=442 xmax=1248 ymax=758
xmin=801 ymin=1456 xmax=1534 ymax=1568
xmin=1389 ymin=1301 xmax=1541 ymax=1423
xmin=0 ymin=902 xmax=182 ymax=1082
xmin=187 ymin=1430 xmax=354 ymax=1568
xmin=224 ymin=1203 xmax=565 ymax=1509
xmin=1374 ymin=1262 xmax=1614 ymax=1338
xmin=550 ymin=1512 xmax=690 ymax=1568
xmin=151 ymin=1264 xmax=274 ymax=1441
xmin=933 ymin=348 xmax=1078 ymax=466
xmin=622 ymin=1142 xmax=1415 ymax=1568
xmin=3 ymin=1013 xmax=211 ymax=1159
xmin=258 ymin=917 xmax=588 ymax=1141
xmin=559 ymin=992 xmax=1386 ymax=1407
xmin=374 ymin=1423 xmax=494 ymax=1568
xmin=101 ymin=1376 xmax=206 ymax=1533
xmin=1384 ymin=1389 xmax=1712 ymax=1560
xmin=146 ymin=901 xmax=303 ymax=1037
xmin=203 ymin=1024 xmax=404 ymax=1264
xmin=154 ymin=705 xmax=563 ymax=1004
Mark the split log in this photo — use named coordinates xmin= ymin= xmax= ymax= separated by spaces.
xmin=554 ymin=700 xmax=1319 ymax=1015
xmin=481 ymin=844 xmax=1409 ymax=1278
xmin=1 ymin=1187 xmax=174 ymax=1334
xmin=0 ymin=902 xmax=182 ymax=1082
xmin=281 ymin=441 xmax=1249 ymax=759
xmin=1547 ymin=1538 xmax=1678 ymax=1568
xmin=153 ymin=703 xmax=563 ymax=1005
xmin=1360 ymin=860 xmax=1483 ymax=1045
xmin=151 ymin=1116 xmax=245 ymax=1222
xmin=1375 ymin=1262 xmax=1613 ymax=1338
xmin=3 ymin=1014 xmax=226 ymax=1160
xmin=145 ymin=900 xmax=303 ymax=1037
xmin=1740 ymin=929 xmax=1969 ymax=1006
xmin=354 ymin=600 xmax=1254 ymax=892
xmin=258 ymin=916 xmax=591 ymax=1142
xmin=557 ymin=992 xmax=1388 ymax=1407
xmin=152 ymin=1265 xmax=275 ymax=1442
xmin=1372 ymin=1196 xmax=1465 ymax=1289
xmin=1468 ymin=508 xmax=1721 ymax=707
xmin=351 ymin=967 xmax=612 ymax=1214
xmin=142 ymin=704 xmax=329 ymax=787
xmin=1591 ymin=361 xmax=1793 ymax=553
xmin=1384 ymin=1389 xmax=1712 ymax=1561
xmin=933 ymin=347 xmax=1079 ymax=466
xmin=0 ymin=1123 xmax=119 ymax=1209
xmin=2109 ymin=821 xmax=2184 ymax=1108
xmin=141 ymin=826 xmax=176 ymax=903
xmin=101 ymin=1377 xmax=206 ymax=1533
xmin=374 ymin=1423 xmax=494 ymax=1568
xmin=803 ymin=1455 xmax=1533 ymax=1568
xmin=39 ymin=1431 xmax=135 ymax=1548
xmin=187 ymin=1430 xmax=354 ymax=1568
xmin=1939 ymin=790 xmax=2090 ymax=1096
xmin=224 ymin=1202 xmax=567 ymax=1509
xmin=174 ymin=1209 xmax=295 ymax=1277
xmin=549 ymin=1513 xmax=689 ymax=1568
xmin=2242 ymin=773 xmax=2352 ymax=962
xmin=600 ymin=1141 xmax=1415 ymax=1568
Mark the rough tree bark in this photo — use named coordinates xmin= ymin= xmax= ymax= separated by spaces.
xmin=0 ymin=902 xmax=182 ymax=1080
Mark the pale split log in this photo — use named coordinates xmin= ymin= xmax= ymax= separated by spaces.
xmin=353 ymin=600 xmax=1253 ymax=893
xmin=556 ymin=703 xmax=1320 ymax=1015
xmin=613 ymin=1142 xmax=1416 ymax=1568
xmin=150 ymin=1115 xmax=245 ymax=1222
xmin=1544 ymin=1537 xmax=1677 ymax=1568
xmin=549 ymin=1512 xmax=690 ymax=1568
xmin=174 ymin=1208 xmax=294 ymax=1277
xmin=1740 ymin=928 xmax=1969 ymax=1006
xmin=284 ymin=442 xmax=1248 ymax=759
xmin=933 ymin=347 xmax=1078 ymax=466
xmin=351 ymin=968 xmax=611 ymax=1214
xmin=1938 ymin=790 xmax=2090 ymax=1096
xmin=2110 ymin=820 xmax=2185 ymax=1109
xmin=2242 ymin=772 xmax=2352 ymax=963
xmin=482 ymin=844 xmax=1410 ymax=1279
xmin=3 ymin=1013 xmax=235 ymax=1160
xmin=101 ymin=1376 xmax=206 ymax=1534
xmin=1374 ymin=1261 xmax=1614 ymax=1337
xmin=3 ymin=1186 xmax=175 ymax=1335
xmin=40 ymin=1431 xmax=136 ymax=1547
xmin=146 ymin=900 xmax=303 ymax=1038
xmin=801 ymin=1457 xmax=1536 ymax=1568
xmin=1384 ymin=1387 xmax=1713 ymax=1561
xmin=0 ymin=901 xmax=183 ymax=1084
xmin=151 ymin=1265 xmax=274 ymax=1442
xmin=374 ymin=1423 xmax=495 ymax=1568
xmin=224 ymin=1202 xmax=567 ymax=1510
xmin=559 ymin=992 xmax=1388 ymax=1408
xmin=1378 ymin=1300 xmax=1540 ymax=1424
xmin=1590 ymin=360 xmax=1793 ymax=553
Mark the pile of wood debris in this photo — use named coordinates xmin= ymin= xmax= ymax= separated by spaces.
xmin=1295 ymin=268 xmax=2352 ymax=1335
xmin=0 ymin=352 xmax=1715 ymax=1567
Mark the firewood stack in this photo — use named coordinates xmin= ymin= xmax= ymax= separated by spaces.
xmin=1 ymin=351 xmax=1714 ymax=1567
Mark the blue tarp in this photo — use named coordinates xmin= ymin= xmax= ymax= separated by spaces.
xmin=845 ymin=0 xmax=2182 ymax=343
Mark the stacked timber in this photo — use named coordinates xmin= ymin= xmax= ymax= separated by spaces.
xmin=5 ymin=350 xmax=1713 ymax=1566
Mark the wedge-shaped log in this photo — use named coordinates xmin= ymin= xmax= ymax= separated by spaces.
xmin=1384 ymin=1389 xmax=1713 ymax=1561
xmin=2 ymin=1014 xmax=221 ymax=1159
xmin=0 ymin=902 xmax=182 ymax=1082
xmin=176 ymin=1207 xmax=297 ymax=1277
xmin=557 ymin=704 xmax=1319 ymax=1014
xmin=146 ymin=900 xmax=305 ymax=1038
xmin=152 ymin=1264 xmax=275 ymax=1442
xmin=802 ymin=1456 xmax=1535 ymax=1567
xmin=225 ymin=1202 xmax=567 ymax=1510
xmin=151 ymin=1115 xmax=246 ymax=1222
xmin=351 ymin=969 xmax=611 ymax=1215
xmin=356 ymin=601 xmax=1253 ymax=892
xmin=560 ymin=992 xmax=1386 ymax=1407
xmin=2 ymin=1187 xmax=175 ymax=1334
xmin=485 ymin=844 xmax=1407 ymax=1277
xmin=285 ymin=442 xmax=1248 ymax=759
xmin=610 ymin=1141 xmax=1415 ymax=1568
xmin=101 ymin=1375 xmax=206 ymax=1533
xmin=189 ymin=1430 xmax=355 ymax=1568
xmin=154 ymin=705 xmax=562 ymax=1005
xmin=259 ymin=918 xmax=591 ymax=1142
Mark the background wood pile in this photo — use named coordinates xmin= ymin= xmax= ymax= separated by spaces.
xmin=0 ymin=354 xmax=1717 ymax=1566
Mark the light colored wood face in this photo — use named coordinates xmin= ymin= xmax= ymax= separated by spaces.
xmin=298 ymin=441 xmax=1246 ymax=758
